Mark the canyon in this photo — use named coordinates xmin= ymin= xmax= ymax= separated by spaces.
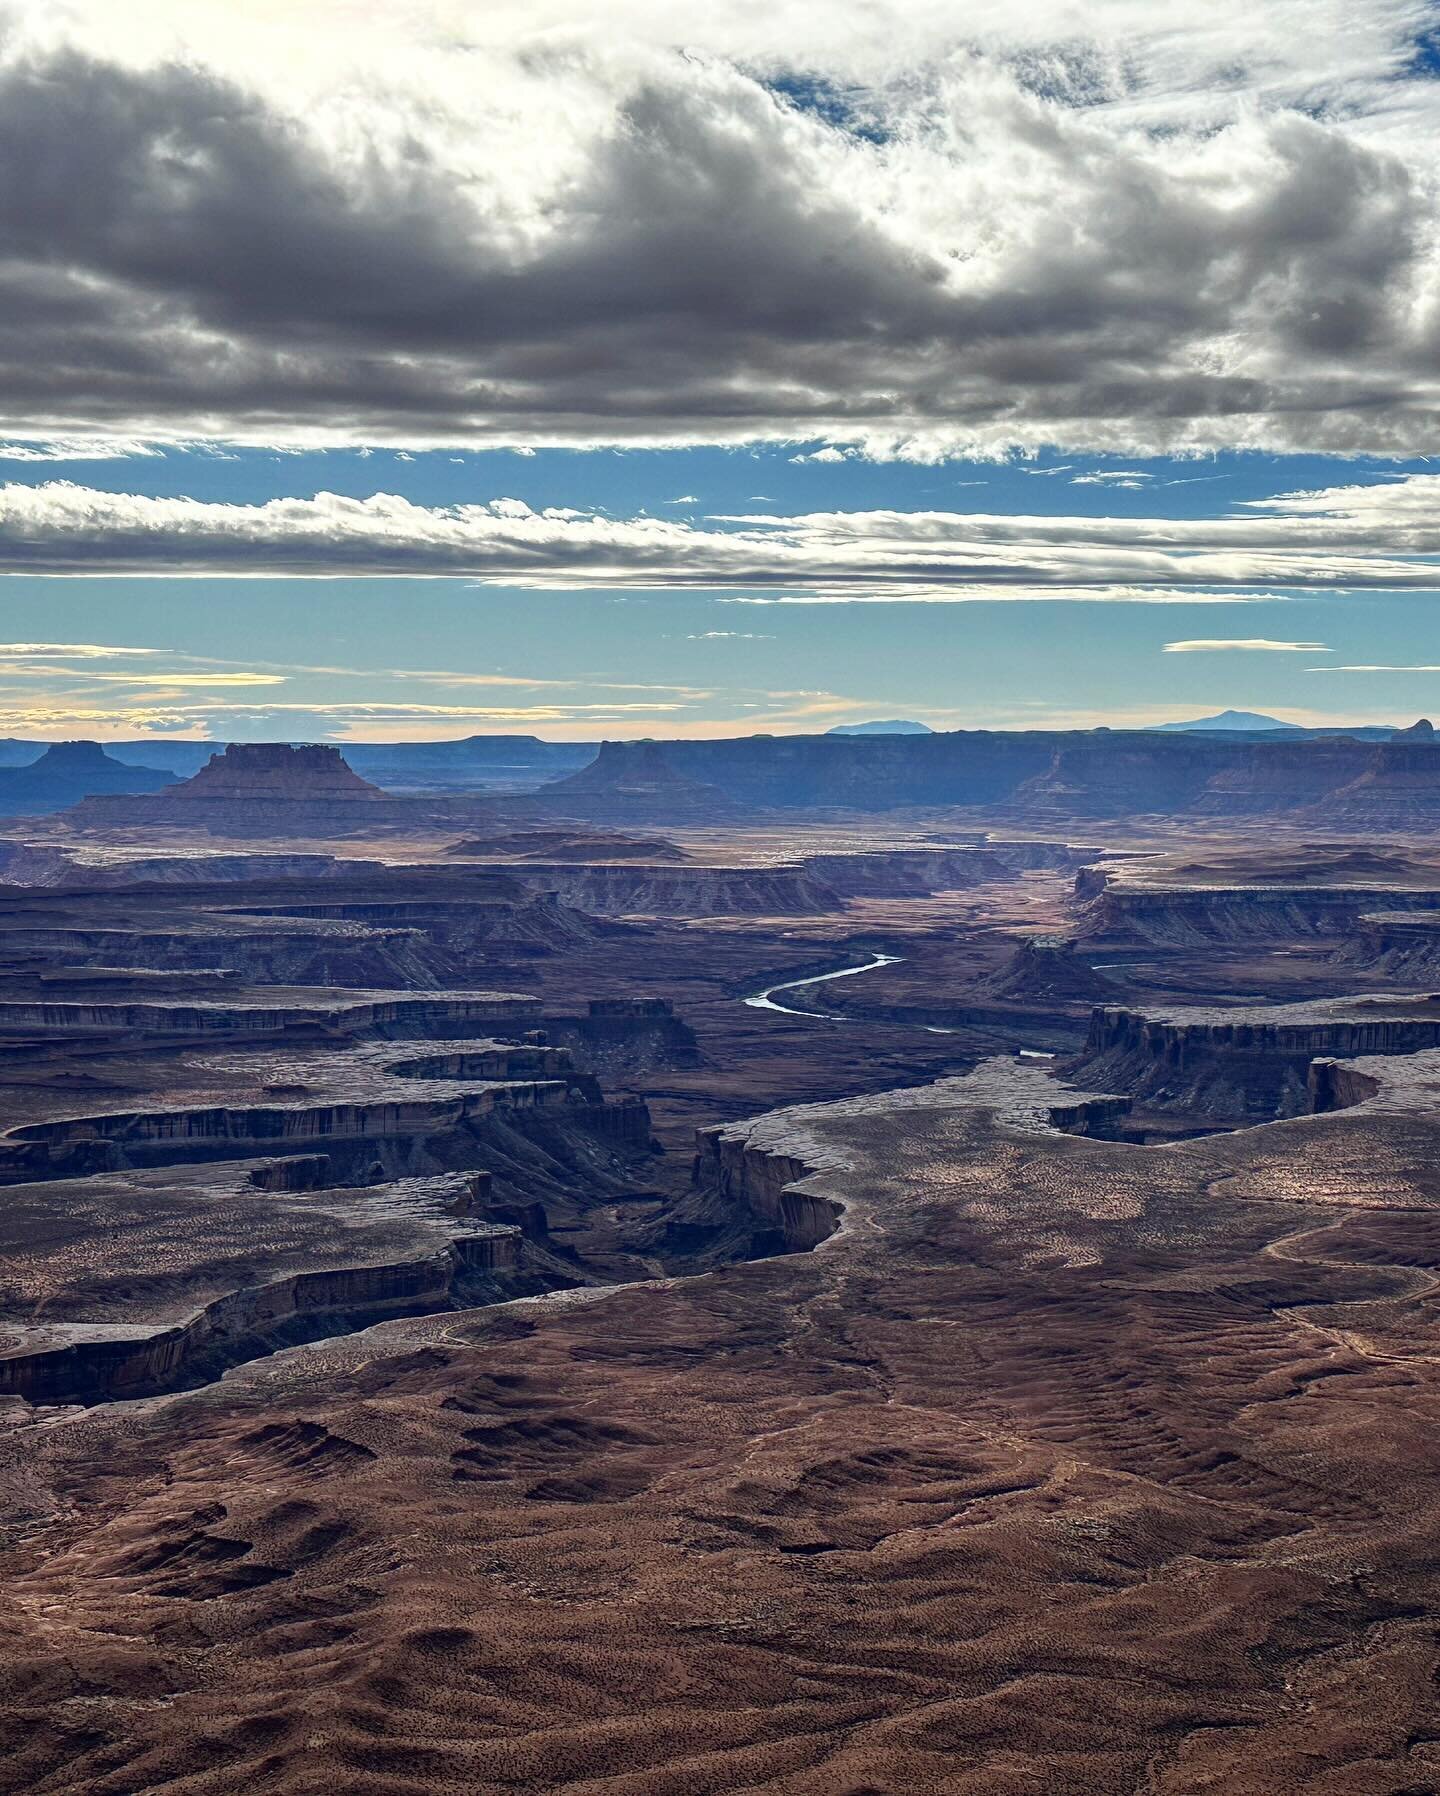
xmin=3 ymin=737 xmax=1440 ymax=1792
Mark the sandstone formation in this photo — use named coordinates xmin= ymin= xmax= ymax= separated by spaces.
xmin=1081 ymin=869 xmax=1440 ymax=945
xmin=12 ymin=1050 xmax=1440 ymax=1790
xmin=55 ymin=742 xmax=501 ymax=837
xmin=1335 ymin=909 xmax=1440 ymax=981
xmin=177 ymin=742 xmax=386 ymax=800
xmin=441 ymin=859 xmax=846 ymax=917
xmin=529 ymin=742 xmax=751 ymax=825
xmin=446 ymin=829 xmax=687 ymax=862
xmin=0 ymin=740 xmax=177 ymax=817
xmin=549 ymin=729 xmax=1440 ymax=826
xmin=1076 ymin=994 xmax=1440 ymax=1121
xmin=12 ymin=754 xmax=1440 ymax=1791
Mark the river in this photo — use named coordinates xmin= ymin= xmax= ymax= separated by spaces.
xmin=742 ymin=952 xmax=904 ymax=1021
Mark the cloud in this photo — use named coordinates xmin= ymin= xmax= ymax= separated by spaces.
xmin=0 ymin=438 xmax=165 ymax=462
xmin=71 ymin=671 xmax=288 ymax=685
xmin=664 ymin=495 xmax=698 ymax=505
xmin=0 ymin=641 xmax=166 ymax=657
xmin=1072 ymin=471 xmax=1154 ymax=487
xmin=0 ymin=8 xmax=1428 ymax=458
xmin=3 ymin=472 xmax=1440 ymax=600
xmin=1310 ymin=663 xmax=1440 ymax=672
xmin=686 ymin=631 xmax=774 ymax=639
xmin=1163 ymin=639 xmax=1332 ymax=653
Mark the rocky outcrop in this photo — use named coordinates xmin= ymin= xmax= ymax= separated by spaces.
xmin=55 ymin=741 xmax=503 ymax=837
xmin=1081 ymin=876 xmax=1440 ymax=945
xmin=693 ymin=1117 xmax=848 ymax=1255
xmin=0 ymin=1234 xmax=519 ymax=1405
xmin=541 ymin=730 xmax=1440 ymax=824
xmin=1333 ymin=910 xmax=1440 ymax=981
xmin=0 ymin=1036 xmax=650 ymax=1185
xmin=529 ymin=744 xmax=750 ymax=825
xmin=977 ymin=935 xmax=1120 ymax=1005
xmin=1009 ymin=738 xmax=1229 ymax=818
xmin=446 ymin=829 xmax=686 ymax=862
xmin=175 ymin=743 xmax=385 ymax=800
xmin=471 ymin=861 xmax=844 ymax=917
xmin=1307 ymin=1058 xmax=1384 ymax=1114
xmin=0 ymin=991 xmax=541 ymax=1039
xmin=1189 ymin=740 xmax=1374 ymax=816
xmin=1077 ymin=997 xmax=1440 ymax=1120
xmin=1301 ymin=741 xmax=1440 ymax=829
xmin=544 ymin=999 xmax=700 ymax=1074
xmin=0 ymin=845 xmax=378 ymax=887
xmin=799 ymin=847 xmax=1015 ymax=895
xmin=0 ymin=916 xmax=461 ymax=987
xmin=0 ymin=741 xmax=177 ymax=818
xmin=546 ymin=732 xmax=1057 ymax=811
xmin=0 ymin=1151 xmax=527 ymax=1405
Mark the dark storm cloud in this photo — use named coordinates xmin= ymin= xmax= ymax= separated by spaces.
xmin=0 ymin=16 xmax=1434 ymax=456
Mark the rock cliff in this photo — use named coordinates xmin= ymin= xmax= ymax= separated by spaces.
xmin=54 ymin=741 xmax=503 ymax=837
xmin=174 ymin=742 xmax=385 ymax=799
xmin=545 ymin=729 xmax=1440 ymax=825
xmin=1076 ymin=996 xmax=1440 ymax=1120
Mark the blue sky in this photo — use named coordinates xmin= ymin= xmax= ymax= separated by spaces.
xmin=0 ymin=1 xmax=1438 ymax=742
xmin=2 ymin=443 xmax=1437 ymax=742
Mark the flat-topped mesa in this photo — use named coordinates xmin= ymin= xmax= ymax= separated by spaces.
xmin=0 ymin=989 xmax=543 ymax=1041
xmin=50 ymin=742 xmax=502 ymax=837
xmin=173 ymin=742 xmax=385 ymax=800
xmin=1304 ymin=740 xmax=1440 ymax=829
xmin=1075 ymin=994 xmax=1440 ymax=1121
xmin=1079 ymin=875 xmax=1440 ymax=946
xmin=0 ymin=1156 xmax=531 ymax=1404
xmin=527 ymin=742 xmax=751 ymax=826
xmin=519 ymin=729 xmax=1440 ymax=823
xmin=0 ymin=1034 xmax=653 ymax=1186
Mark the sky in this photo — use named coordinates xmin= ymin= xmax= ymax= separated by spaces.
xmin=3 ymin=0 xmax=1440 ymax=743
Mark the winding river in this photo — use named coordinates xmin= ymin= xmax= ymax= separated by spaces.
xmin=742 ymin=952 xmax=905 ymax=1021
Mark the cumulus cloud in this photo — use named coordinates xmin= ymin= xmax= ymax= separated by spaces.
xmin=1163 ymin=638 xmax=1332 ymax=652
xmin=0 ymin=2 xmax=1431 ymax=457
xmin=2 ymin=473 xmax=1439 ymax=599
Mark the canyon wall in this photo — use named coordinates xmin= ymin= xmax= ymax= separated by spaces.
xmin=544 ymin=730 xmax=1440 ymax=822
xmin=1077 ymin=1001 xmax=1440 ymax=1120
xmin=1081 ymin=879 xmax=1440 ymax=945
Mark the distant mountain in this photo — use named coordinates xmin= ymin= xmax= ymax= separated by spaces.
xmin=0 ymin=734 xmax=598 ymax=793
xmin=1150 ymin=710 xmax=1302 ymax=733
xmin=0 ymin=741 xmax=178 ymax=816
xmin=827 ymin=720 xmax=935 ymax=736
